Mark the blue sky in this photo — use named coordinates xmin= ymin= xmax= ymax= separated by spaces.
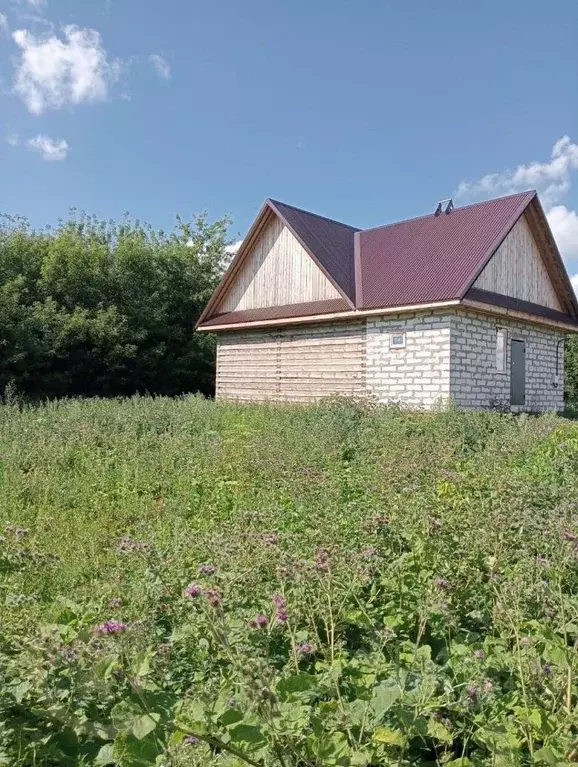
xmin=1 ymin=0 xmax=577 ymax=279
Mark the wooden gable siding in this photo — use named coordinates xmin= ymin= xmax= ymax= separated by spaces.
xmin=218 ymin=215 xmax=341 ymax=313
xmin=473 ymin=214 xmax=563 ymax=311
xmin=216 ymin=321 xmax=366 ymax=402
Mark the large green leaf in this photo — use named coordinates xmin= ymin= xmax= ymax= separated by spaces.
xmin=369 ymin=682 xmax=401 ymax=721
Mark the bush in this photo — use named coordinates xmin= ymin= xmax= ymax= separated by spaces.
xmin=0 ymin=211 xmax=230 ymax=400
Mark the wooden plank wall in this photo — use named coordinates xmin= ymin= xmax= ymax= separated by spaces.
xmin=216 ymin=321 xmax=367 ymax=402
xmin=219 ymin=214 xmax=340 ymax=312
xmin=473 ymin=214 xmax=563 ymax=311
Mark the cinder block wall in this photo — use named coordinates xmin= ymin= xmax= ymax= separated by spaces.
xmin=450 ymin=311 xmax=564 ymax=412
xmin=365 ymin=312 xmax=452 ymax=408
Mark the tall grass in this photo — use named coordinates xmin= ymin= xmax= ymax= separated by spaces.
xmin=0 ymin=397 xmax=577 ymax=766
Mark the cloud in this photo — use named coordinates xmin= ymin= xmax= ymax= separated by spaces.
xmin=0 ymin=13 xmax=9 ymax=32
xmin=547 ymin=205 xmax=578 ymax=261
xmin=149 ymin=53 xmax=170 ymax=80
xmin=27 ymin=133 xmax=69 ymax=160
xmin=5 ymin=131 xmax=20 ymax=146
xmin=456 ymin=136 xmax=578 ymax=264
xmin=12 ymin=25 xmax=122 ymax=114
xmin=571 ymin=274 xmax=578 ymax=297
xmin=457 ymin=136 xmax=578 ymax=209
xmin=225 ymin=240 xmax=243 ymax=256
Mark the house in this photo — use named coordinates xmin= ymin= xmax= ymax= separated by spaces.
xmin=196 ymin=191 xmax=578 ymax=411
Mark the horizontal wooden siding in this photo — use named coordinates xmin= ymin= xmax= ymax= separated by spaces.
xmin=216 ymin=321 xmax=366 ymax=402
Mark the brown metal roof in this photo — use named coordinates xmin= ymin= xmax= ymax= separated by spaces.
xmin=201 ymin=298 xmax=350 ymax=328
xmin=198 ymin=190 xmax=578 ymax=330
xmin=356 ymin=191 xmax=536 ymax=308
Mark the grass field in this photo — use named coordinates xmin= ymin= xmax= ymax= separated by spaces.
xmin=1 ymin=396 xmax=578 ymax=766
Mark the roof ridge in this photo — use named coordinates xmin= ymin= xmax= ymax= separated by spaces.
xmin=267 ymin=198 xmax=361 ymax=232
xmin=359 ymin=190 xmax=537 ymax=235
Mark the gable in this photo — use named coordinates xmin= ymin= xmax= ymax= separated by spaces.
xmin=473 ymin=214 xmax=563 ymax=311
xmin=217 ymin=214 xmax=341 ymax=313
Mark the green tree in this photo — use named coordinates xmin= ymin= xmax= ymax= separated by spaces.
xmin=0 ymin=210 xmax=229 ymax=399
xmin=565 ymin=335 xmax=578 ymax=405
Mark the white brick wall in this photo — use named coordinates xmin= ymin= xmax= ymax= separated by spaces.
xmin=450 ymin=311 xmax=564 ymax=412
xmin=366 ymin=309 xmax=565 ymax=412
xmin=366 ymin=312 xmax=452 ymax=408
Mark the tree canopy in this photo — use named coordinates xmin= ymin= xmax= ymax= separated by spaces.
xmin=0 ymin=211 xmax=230 ymax=400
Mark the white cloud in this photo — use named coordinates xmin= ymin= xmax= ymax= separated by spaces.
xmin=12 ymin=25 xmax=122 ymax=114
xmin=456 ymin=136 xmax=578 ymax=264
xmin=225 ymin=240 xmax=243 ymax=256
xmin=457 ymin=136 xmax=578 ymax=209
xmin=149 ymin=54 xmax=170 ymax=80
xmin=547 ymin=205 xmax=578 ymax=261
xmin=570 ymin=274 xmax=578 ymax=297
xmin=5 ymin=130 xmax=20 ymax=146
xmin=27 ymin=133 xmax=69 ymax=160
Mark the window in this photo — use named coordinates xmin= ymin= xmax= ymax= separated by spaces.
xmin=496 ymin=328 xmax=507 ymax=373
xmin=390 ymin=332 xmax=406 ymax=349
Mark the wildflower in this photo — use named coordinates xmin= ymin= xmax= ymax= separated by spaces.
xmin=474 ymin=649 xmax=485 ymax=660
xmin=94 ymin=620 xmax=127 ymax=635
xmin=272 ymin=593 xmax=285 ymax=609
xmin=158 ymin=643 xmax=171 ymax=654
xmin=483 ymin=679 xmax=493 ymax=694
xmin=204 ymin=588 xmax=221 ymax=607
xmin=277 ymin=610 xmax=288 ymax=623
xmin=434 ymin=576 xmax=451 ymax=590
xmin=199 ymin=563 xmax=217 ymax=575
xmin=251 ymin=614 xmax=267 ymax=628
xmin=185 ymin=583 xmax=202 ymax=598
xmin=298 ymin=641 xmax=314 ymax=655
xmin=466 ymin=684 xmax=478 ymax=699
xmin=108 ymin=597 xmax=122 ymax=609
xmin=184 ymin=735 xmax=199 ymax=746
xmin=118 ymin=536 xmax=149 ymax=554
xmin=61 ymin=646 xmax=77 ymax=662
xmin=543 ymin=663 xmax=552 ymax=676
xmin=315 ymin=548 xmax=331 ymax=571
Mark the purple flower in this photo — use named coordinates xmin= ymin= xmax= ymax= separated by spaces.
xmin=466 ymin=684 xmax=478 ymax=699
xmin=298 ymin=641 xmax=314 ymax=655
xmin=199 ymin=563 xmax=217 ymax=575
xmin=94 ymin=620 xmax=127 ymax=636
xmin=118 ymin=535 xmax=149 ymax=554
xmin=434 ymin=576 xmax=451 ymax=590
xmin=184 ymin=736 xmax=199 ymax=746
xmin=315 ymin=548 xmax=331 ymax=571
xmin=108 ymin=597 xmax=122 ymax=609
xmin=277 ymin=610 xmax=288 ymax=624
xmin=249 ymin=614 xmax=267 ymax=629
xmin=543 ymin=663 xmax=552 ymax=676
xmin=204 ymin=588 xmax=221 ymax=607
xmin=185 ymin=583 xmax=202 ymax=598
xmin=272 ymin=593 xmax=285 ymax=609
xmin=474 ymin=649 xmax=485 ymax=660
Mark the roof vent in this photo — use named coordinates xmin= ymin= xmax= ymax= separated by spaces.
xmin=435 ymin=198 xmax=454 ymax=216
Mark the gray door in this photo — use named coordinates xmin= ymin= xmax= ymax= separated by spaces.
xmin=510 ymin=340 xmax=526 ymax=406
